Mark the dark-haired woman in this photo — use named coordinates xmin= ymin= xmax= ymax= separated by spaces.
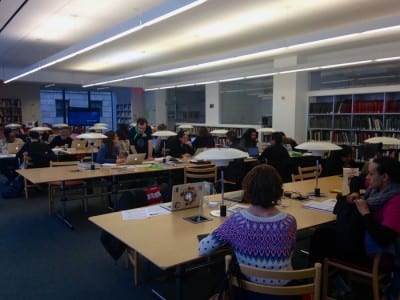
xmin=96 ymin=131 xmax=126 ymax=164
xmin=199 ymin=165 xmax=297 ymax=287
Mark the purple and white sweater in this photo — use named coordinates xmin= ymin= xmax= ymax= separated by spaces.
xmin=198 ymin=210 xmax=297 ymax=285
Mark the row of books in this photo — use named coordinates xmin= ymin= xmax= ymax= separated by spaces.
xmin=310 ymin=99 xmax=400 ymax=114
xmin=309 ymin=117 xmax=332 ymax=128
xmin=309 ymin=130 xmax=400 ymax=144
xmin=0 ymin=99 xmax=21 ymax=108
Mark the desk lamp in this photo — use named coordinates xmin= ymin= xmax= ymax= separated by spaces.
xmin=89 ymin=125 xmax=107 ymax=132
xmin=76 ymin=132 xmax=107 ymax=170
xmin=5 ymin=123 xmax=22 ymax=129
xmin=195 ymin=148 xmax=248 ymax=217
xmin=52 ymin=123 xmax=69 ymax=128
xmin=152 ymin=130 xmax=177 ymax=161
xmin=210 ymin=129 xmax=228 ymax=146
xmin=30 ymin=126 xmax=52 ymax=132
xmin=94 ymin=123 xmax=108 ymax=127
xmin=364 ymin=136 xmax=400 ymax=147
xmin=295 ymin=141 xmax=341 ymax=197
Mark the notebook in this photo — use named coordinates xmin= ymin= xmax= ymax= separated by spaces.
xmin=71 ymin=140 xmax=87 ymax=149
xmin=124 ymin=153 xmax=146 ymax=165
xmin=224 ymin=190 xmax=243 ymax=202
xmin=160 ymin=182 xmax=205 ymax=211
xmin=247 ymin=147 xmax=259 ymax=158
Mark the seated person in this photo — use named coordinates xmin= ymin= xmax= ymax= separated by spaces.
xmin=258 ymin=132 xmax=292 ymax=182
xmin=199 ymin=165 xmax=297 ymax=289
xmin=310 ymin=157 xmax=400 ymax=298
xmin=3 ymin=127 xmax=25 ymax=152
xmin=96 ymin=131 xmax=126 ymax=164
xmin=16 ymin=131 xmax=56 ymax=168
xmin=321 ymin=144 xmax=358 ymax=177
xmin=166 ymin=130 xmax=195 ymax=158
xmin=49 ymin=128 xmax=73 ymax=148
xmin=226 ymin=130 xmax=247 ymax=152
xmin=238 ymin=128 xmax=258 ymax=151
xmin=192 ymin=126 xmax=214 ymax=150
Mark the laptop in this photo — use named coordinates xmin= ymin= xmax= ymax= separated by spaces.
xmin=247 ymin=147 xmax=259 ymax=158
xmin=7 ymin=143 xmax=22 ymax=154
xmin=160 ymin=182 xmax=205 ymax=211
xmin=71 ymin=140 xmax=87 ymax=149
xmin=124 ymin=153 xmax=146 ymax=165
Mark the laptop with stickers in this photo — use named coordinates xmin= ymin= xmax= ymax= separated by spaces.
xmin=160 ymin=182 xmax=205 ymax=211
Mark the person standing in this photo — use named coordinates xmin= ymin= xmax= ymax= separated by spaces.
xmin=129 ymin=118 xmax=153 ymax=160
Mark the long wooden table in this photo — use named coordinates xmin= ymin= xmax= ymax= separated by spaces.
xmin=89 ymin=176 xmax=341 ymax=299
xmin=17 ymin=162 xmax=191 ymax=228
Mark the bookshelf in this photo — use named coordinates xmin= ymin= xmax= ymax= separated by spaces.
xmin=0 ymin=99 xmax=22 ymax=126
xmin=116 ymin=103 xmax=132 ymax=124
xmin=307 ymin=92 xmax=400 ymax=144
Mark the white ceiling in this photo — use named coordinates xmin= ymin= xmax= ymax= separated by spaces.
xmin=1 ymin=0 xmax=400 ymax=89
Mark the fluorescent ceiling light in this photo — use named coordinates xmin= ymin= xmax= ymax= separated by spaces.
xmin=279 ymin=67 xmax=320 ymax=74
xmin=375 ymin=56 xmax=400 ymax=62
xmin=83 ymin=75 xmax=143 ymax=87
xmin=4 ymin=0 xmax=208 ymax=84
xmin=245 ymin=73 xmax=277 ymax=79
xmin=320 ymin=60 xmax=372 ymax=69
xmin=218 ymin=77 xmax=245 ymax=82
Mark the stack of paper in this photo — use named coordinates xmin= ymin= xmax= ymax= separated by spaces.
xmin=303 ymin=199 xmax=337 ymax=213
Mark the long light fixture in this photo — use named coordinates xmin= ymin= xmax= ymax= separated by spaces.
xmin=4 ymin=0 xmax=208 ymax=84
xmin=83 ymin=24 xmax=400 ymax=88
xmin=143 ymin=56 xmax=400 ymax=91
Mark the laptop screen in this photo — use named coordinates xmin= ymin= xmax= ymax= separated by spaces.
xmin=247 ymin=147 xmax=259 ymax=157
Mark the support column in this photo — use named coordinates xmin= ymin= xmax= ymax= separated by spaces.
xmin=272 ymin=56 xmax=308 ymax=143
xmin=205 ymin=83 xmax=219 ymax=125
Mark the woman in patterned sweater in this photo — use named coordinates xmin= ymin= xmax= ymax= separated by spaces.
xmin=198 ymin=164 xmax=297 ymax=287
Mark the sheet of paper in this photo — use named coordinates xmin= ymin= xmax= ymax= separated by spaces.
xmin=121 ymin=205 xmax=171 ymax=220
xmin=303 ymin=199 xmax=337 ymax=213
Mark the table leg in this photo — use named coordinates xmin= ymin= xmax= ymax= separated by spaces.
xmin=55 ymin=181 xmax=74 ymax=229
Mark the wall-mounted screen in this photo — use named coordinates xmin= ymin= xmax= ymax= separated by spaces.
xmin=68 ymin=108 xmax=100 ymax=126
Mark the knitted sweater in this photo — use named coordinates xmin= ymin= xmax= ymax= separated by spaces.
xmin=198 ymin=209 xmax=297 ymax=285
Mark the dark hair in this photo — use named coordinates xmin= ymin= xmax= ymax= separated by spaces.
xmin=242 ymin=128 xmax=258 ymax=141
xmin=338 ymin=144 xmax=353 ymax=157
xmin=29 ymin=131 xmax=40 ymax=140
xmin=157 ymin=123 xmax=167 ymax=131
xmin=136 ymin=118 xmax=148 ymax=126
xmin=226 ymin=130 xmax=238 ymax=143
xmin=4 ymin=127 xmax=12 ymax=139
xmin=177 ymin=129 xmax=185 ymax=139
xmin=373 ymin=157 xmax=400 ymax=183
xmin=242 ymin=164 xmax=283 ymax=208
xmin=103 ymin=130 xmax=116 ymax=156
xmin=271 ymin=132 xmax=283 ymax=145
xmin=197 ymin=127 xmax=210 ymax=137
xmin=117 ymin=124 xmax=129 ymax=140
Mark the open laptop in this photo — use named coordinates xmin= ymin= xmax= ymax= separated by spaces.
xmin=160 ymin=182 xmax=205 ymax=211
xmin=124 ymin=153 xmax=146 ymax=165
xmin=7 ymin=143 xmax=22 ymax=154
xmin=247 ymin=147 xmax=259 ymax=158
xmin=71 ymin=140 xmax=87 ymax=149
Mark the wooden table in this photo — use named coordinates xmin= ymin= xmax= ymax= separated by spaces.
xmin=89 ymin=176 xmax=341 ymax=299
xmin=17 ymin=162 xmax=191 ymax=228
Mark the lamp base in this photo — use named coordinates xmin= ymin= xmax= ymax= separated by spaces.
xmin=184 ymin=215 xmax=211 ymax=224
xmin=308 ymin=188 xmax=326 ymax=197
xmin=220 ymin=205 xmax=227 ymax=217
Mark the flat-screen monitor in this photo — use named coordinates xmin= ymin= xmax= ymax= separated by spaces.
xmin=68 ymin=108 xmax=100 ymax=126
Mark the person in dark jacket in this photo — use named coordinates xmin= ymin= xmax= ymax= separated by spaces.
xmin=166 ymin=130 xmax=195 ymax=158
xmin=192 ymin=127 xmax=215 ymax=150
xmin=322 ymin=144 xmax=359 ymax=177
xmin=258 ymin=132 xmax=292 ymax=182
xmin=49 ymin=128 xmax=73 ymax=148
xmin=17 ymin=131 xmax=56 ymax=168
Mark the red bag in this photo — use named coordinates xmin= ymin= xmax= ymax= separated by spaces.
xmin=145 ymin=187 xmax=164 ymax=205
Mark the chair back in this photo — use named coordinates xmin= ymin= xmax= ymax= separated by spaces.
xmin=226 ymin=255 xmax=321 ymax=299
xmin=297 ymin=165 xmax=322 ymax=181
xmin=184 ymin=164 xmax=217 ymax=184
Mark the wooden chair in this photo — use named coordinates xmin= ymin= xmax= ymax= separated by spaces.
xmin=292 ymin=165 xmax=322 ymax=182
xmin=226 ymin=255 xmax=322 ymax=300
xmin=23 ymin=155 xmax=40 ymax=199
xmin=48 ymin=161 xmax=87 ymax=215
xmin=184 ymin=164 xmax=217 ymax=184
xmin=322 ymin=254 xmax=391 ymax=300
